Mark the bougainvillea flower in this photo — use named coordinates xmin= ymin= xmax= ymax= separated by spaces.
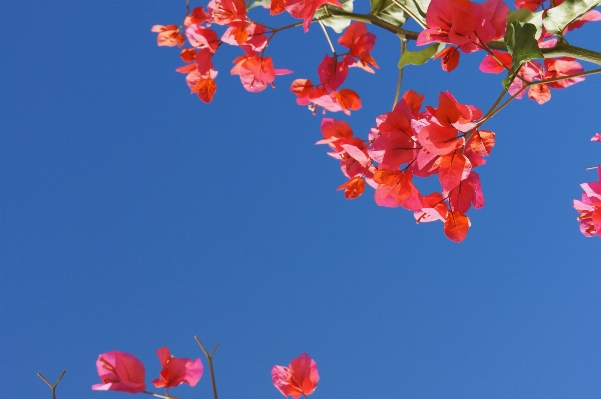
xmin=369 ymin=99 xmax=417 ymax=169
xmin=317 ymin=55 xmax=351 ymax=90
xmin=222 ymin=23 xmax=268 ymax=54
xmin=92 ymin=351 xmax=146 ymax=393
xmin=271 ymin=0 xmax=288 ymax=15
xmin=574 ymin=168 xmax=601 ymax=237
xmin=565 ymin=10 xmax=601 ymax=32
xmin=438 ymin=149 xmax=472 ymax=192
xmin=528 ymin=84 xmax=551 ymax=104
xmin=417 ymin=0 xmax=508 ymax=53
xmin=402 ymin=90 xmax=425 ymax=117
xmin=469 ymin=129 xmax=495 ymax=156
xmin=186 ymin=26 xmax=220 ymax=53
xmin=338 ymin=176 xmax=365 ymax=199
xmin=479 ymin=50 xmax=512 ymax=74
xmin=374 ymin=171 xmax=423 ymax=210
xmin=151 ymin=25 xmax=185 ymax=47
xmin=272 ymin=353 xmax=320 ymax=398
xmin=207 ymin=0 xmax=246 ymax=25
xmin=543 ymin=58 xmax=585 ymax=89
xmin=184 ymin=6 xmax=212 ymax=26
xmin=433 ymin=46 xmax=460 ymax=72
xmin=338 ymin=22 xmax=379 ymax=73
xmin=231 ymin=55 xmax=292 ymax=92
xmin=152 ymin=347 xmax=203 ymax=389
xmin=514 ymin=0 xmax=544 ymax=11
xmin=284 ymin=0 xmax=343 ymax=32
xmin=444 ymin=210 xmax=470 ymax=242
xmin=415 ymin=192 xmax=449 ymax=223
xmin=507 ymin=60 xmax=544 ymax=99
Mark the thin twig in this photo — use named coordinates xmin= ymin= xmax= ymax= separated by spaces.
xmin=195 ymin=336 xmax=219 ymax=399
xmin=318 ymin=20 xmax=336 ymax=54
xmin=390 ymin=0 xmax=427 ymax=29
xmin=143 ymin=390 xmax=181 ymax=399
xmin=37 ymin=370 xmax=66 ymax=399
xmin=393 ymin=37 xmax=407 ymax=109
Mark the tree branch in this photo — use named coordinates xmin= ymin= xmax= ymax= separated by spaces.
xmin=323 ymin=8 xmax=601 ymax=66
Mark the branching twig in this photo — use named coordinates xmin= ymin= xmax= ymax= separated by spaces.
xmin=195 ymin=336 xmax=220 ymax=399
xmin=37 ymin=370 xmax=66 ymax=399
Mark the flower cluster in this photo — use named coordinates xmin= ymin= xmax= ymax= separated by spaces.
xmin=318 ymin=90 xmax=494 ymax=242
xmin=574 ymin=134 xmax=601 ymax=238
xmin=92 ymin=348 xmax=202 ymax=394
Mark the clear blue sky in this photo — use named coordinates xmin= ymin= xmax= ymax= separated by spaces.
xmin=1 ymin=1 xmax=601 ymax=399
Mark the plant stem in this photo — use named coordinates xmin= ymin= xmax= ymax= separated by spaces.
xmin=393 ymin=37 xmax=407 ymax=109
xmin=390 ymin=0 xmax=427 ymax=29
xmin=143 ymin=391 xmax=181 ymax=399
xmin=322 ymin=8 xmax=601 ymax=65
xmin=195 ymin=336 xmax=220 ymax=399
xmin=319 ymin=20 xmax=336 ymax=54
xmin=37 ymin=370 xmax=66 ymax=399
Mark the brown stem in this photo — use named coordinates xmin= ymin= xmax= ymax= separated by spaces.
xmin=195 ymin=336 xmax=220 ymax=399
xmin=37 ymin=370 xmax=66 ymax=399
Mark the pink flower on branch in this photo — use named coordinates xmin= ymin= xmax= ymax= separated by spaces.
xmin=417 ymin=0 xmax=508 ymax=53
xmin=231 ymin=55 xmax=292 ymax=93
xmin=272 ymin=353 xmax=320 ymax=398
xmin=574 ymin=168 xmax=601 ymax=237
xmin=152 ymin=347 xmax=203 ymax=389
xmin=92 ymin=351 xmax=146 ymax=394
xmin=284 ymin=0 xmax=343 ymax=32
xmin=151 ymin=25 xmax=185 ymax=47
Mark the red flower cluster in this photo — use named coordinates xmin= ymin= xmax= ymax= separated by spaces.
xmin=574 ymin=135 xmax=601 ymax=237
xmin=92 ymin=348 xmax=202 ymax=394
xmin=290 ymin=22 xmax=377 ymax=115
xmin=318 ymin=90 xmax=495 ymax=242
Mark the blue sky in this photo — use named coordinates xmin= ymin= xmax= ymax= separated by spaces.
xmin=1 ymin=1 xmax=601 ymax=399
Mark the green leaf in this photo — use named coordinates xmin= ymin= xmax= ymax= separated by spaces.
xmin=314 ymin=0 xmax=354 ymax=33
xmin=543 ymin=0 xmax=601 ymax=34
xmin=370 ymin=0 xmax=430 ymax=27
xmin=398 ymin=43 xmax=444 ymax=69
xmin=504 ymin=21 xmax=543 ymax=71
xmin=507 ymin=9 xmax=544 ymax=38
xmin=247 ymin=0 xmax=270 ymax=10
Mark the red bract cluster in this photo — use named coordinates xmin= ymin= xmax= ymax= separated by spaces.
xmin=480 ymin=52 xmax=585 ymax=104
xmin=574 ymin=135 xmax=601 ymax=238
xmin=417 ymin=0 xmax=508 ymax=70
xmin=318 ymin=90 xmax=495 ymax=242
xmin=152 ymin=5 xmax=376 ymax=110
xmin=291 ymin=21 xmax=378 ymax=114
xmin=272 ymin=353 xmax=320 ymax=398
xmin=92 ymin=348 xmax=202 ymax=394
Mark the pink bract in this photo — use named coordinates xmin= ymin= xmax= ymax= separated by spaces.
xmin=92 ymin=350 xmax=146 ymax=394
xmin=272 ymin=353 xmax=320 ymax=398
xmin=152 ymin=347 xmax=203 ymax=388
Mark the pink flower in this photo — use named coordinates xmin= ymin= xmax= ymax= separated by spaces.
xmin=92 ymin=351 xmax=146 ymax=394
xmin=417 ymin=0 xmax=508 ymax=53
xmin=272 ymin=353 xmax=320 ymax=398
xmin=152 ymin=347 xmax=203 ymax=389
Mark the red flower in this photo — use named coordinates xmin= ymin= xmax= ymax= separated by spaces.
xmin=417 ymin=0 xmax=508 ymax=53
xmin=272 ymin=353 xmax=320 ymax=398
xmin=152 ymin=347 xmax=203 ymax=389
xmin=151 ymin=25 xmax=185 ymax=47
xmin=92 ymin=350 xmax=146 ymax=394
